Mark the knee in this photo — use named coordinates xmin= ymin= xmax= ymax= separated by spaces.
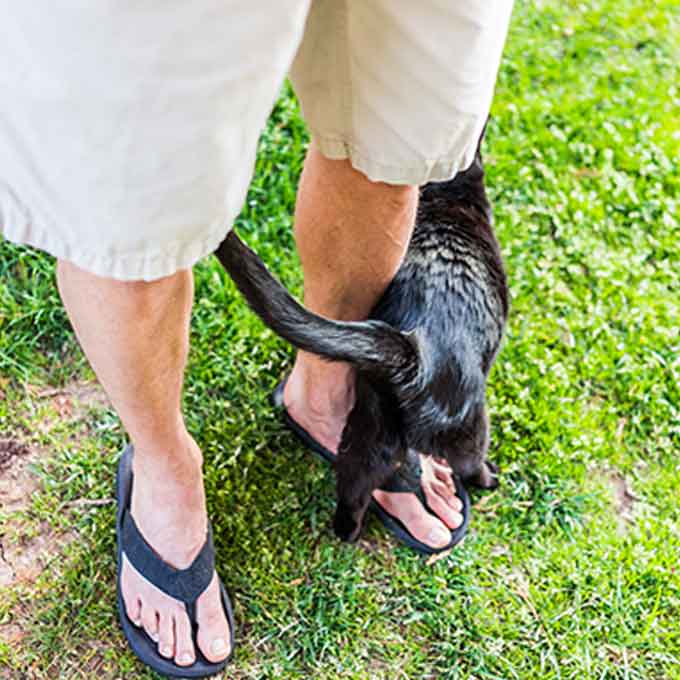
xmin=346 ymin=160 xmax=416 ymax=202
xmin=116 ymin=271 xmax=194 ymax=318
xmin=309 ymin=142 xmax=418 ymax=218
xmin=350 ymin=170 xmax=418 ymax=226
xmin=57 ymin=259 xmax=192 ymax=314
xmin=371 ymin=180 xmax=418 ymax=215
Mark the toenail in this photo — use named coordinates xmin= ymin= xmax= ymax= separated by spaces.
xmin=149 ymin=631 xmax=158 ymax=642
xmin=160 ymin=645 xmax=173 ymax=658
xmin=131 ymin=618 xmax=141 ymax=627
xmin=211 ymin=638 xmax=228 ymax=655
xmin=178 ymin=653 xmax=194 ymax=665
xmin=428 ymin=526 xmax=450 ymax=546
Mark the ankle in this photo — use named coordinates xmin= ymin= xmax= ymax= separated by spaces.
xmin=132 ymin=428 xmax=203 ymax=482
xmin=287 ymin=357 xmax=355 ymax=419
xmin=130 ymin=432 xmax=207 ymax=534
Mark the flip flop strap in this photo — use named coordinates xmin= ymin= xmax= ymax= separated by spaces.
xmin=379 ymin=449 xmax=423 ymax=494
xmin=121 ymin=510 xmax=215 ymax=604
xmin=378 ymin=450 xmax=442 ymax=517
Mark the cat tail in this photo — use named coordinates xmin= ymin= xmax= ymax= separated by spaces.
xmin=214 ymin=231 xmax=417 ymax=377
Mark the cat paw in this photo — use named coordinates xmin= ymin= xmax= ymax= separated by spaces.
xmin=333 ymin=507 xmax=363 ymax=543
xmin=468 ymin=459 xmax=500 ymax=490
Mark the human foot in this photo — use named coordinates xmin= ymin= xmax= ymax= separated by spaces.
xmin=119 ymin=436 xmax=231 ymax=667
xmin=284 ymin=361 xmax=464 ymax=549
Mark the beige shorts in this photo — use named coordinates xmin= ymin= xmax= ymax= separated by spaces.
xmin=0 ymin=0 xmax=514 ymax=281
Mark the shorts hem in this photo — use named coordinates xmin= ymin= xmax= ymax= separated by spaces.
xmin=1 ymin=184 xmax=232 ymax=282
xmin=313 ymin=135 xmax=475 ymax=185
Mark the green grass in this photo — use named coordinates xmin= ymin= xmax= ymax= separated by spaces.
xmin=1 ymin=0 xmax=678 ymax=678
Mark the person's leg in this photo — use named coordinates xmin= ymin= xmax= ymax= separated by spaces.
xmin=284 ymin=143 xmax=464 ymax=549
xmin=57 ymin=263 xmax=230 ymax=667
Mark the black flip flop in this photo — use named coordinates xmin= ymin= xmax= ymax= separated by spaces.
xmin=272 ymin=380 xmax=470 ymax=555
xmin=116 ymin=445 xmax=235 ymax=678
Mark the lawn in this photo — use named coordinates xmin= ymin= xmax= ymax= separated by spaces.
xmin=0 ymin=0 xmax=678 ymax=678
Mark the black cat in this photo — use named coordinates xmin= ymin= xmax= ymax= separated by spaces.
xmin=214 ymin=131 xmax=508 ymax=543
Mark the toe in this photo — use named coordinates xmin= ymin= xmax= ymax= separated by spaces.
xmin=140 ymin=603 xmax=159 ymax=642
xmin=123 ymin=594 xmax=142 ymax=627
xmin=424 ymin=486 xmax=463 ymax=530
xmin=431 ymin=461 xmax=459 ymax=494
xmin=120 ymin=557 xmax=143 ymax=626
xmin=423 ymin=455 xmax=463 ymax=517
xmin=373 ymin=490 xmax=452 ymax=548
xmin=196 ymin=574 xmax=231 ymax=662
xmin=426 ymin=520 xmax=453 ymax=548
xmin=173 ymin=610 xmax=196 ymax=667
xmin=430 ymin=479 xmax=463 ymax=514
xmin=157 ymin=613 xmax=175 ymax=660
xmin=433 ymin=459 xmax=453 ymax=479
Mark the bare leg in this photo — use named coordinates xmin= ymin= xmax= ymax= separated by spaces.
xmin=57 ymin=263 xmax=231 ymax=667
xmin=284 ymin=143 xmax=464 ymax=548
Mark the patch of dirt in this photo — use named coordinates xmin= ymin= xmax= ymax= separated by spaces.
xmin=35 ymin=380 xmax=111 ymax=422
xmin=0 ymin=435 xmax=77 ymax=671
xmin=608 ymin=471 xmax=639 ymax=531
xmin=602 ymin=643 xmax=640 ymax=667
xmin=0 ymin=438 xmax=41 ymax=516
xmin=586 ymin=465 xmax=642 ymax=533
xmin=0 ymin=621 xmax=25 ymax=644
xmin=0 ymin=381 xmax=113 ymax=674
xmin=1 ymin=382 xmax=108 ymax=516
xmin=0 ymin=521 xmax=75 ymax=589
xmin=0 ymin=438 xmax=30 ymax=472
xmin=0 ymin=436 xmax=75 ymax=589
